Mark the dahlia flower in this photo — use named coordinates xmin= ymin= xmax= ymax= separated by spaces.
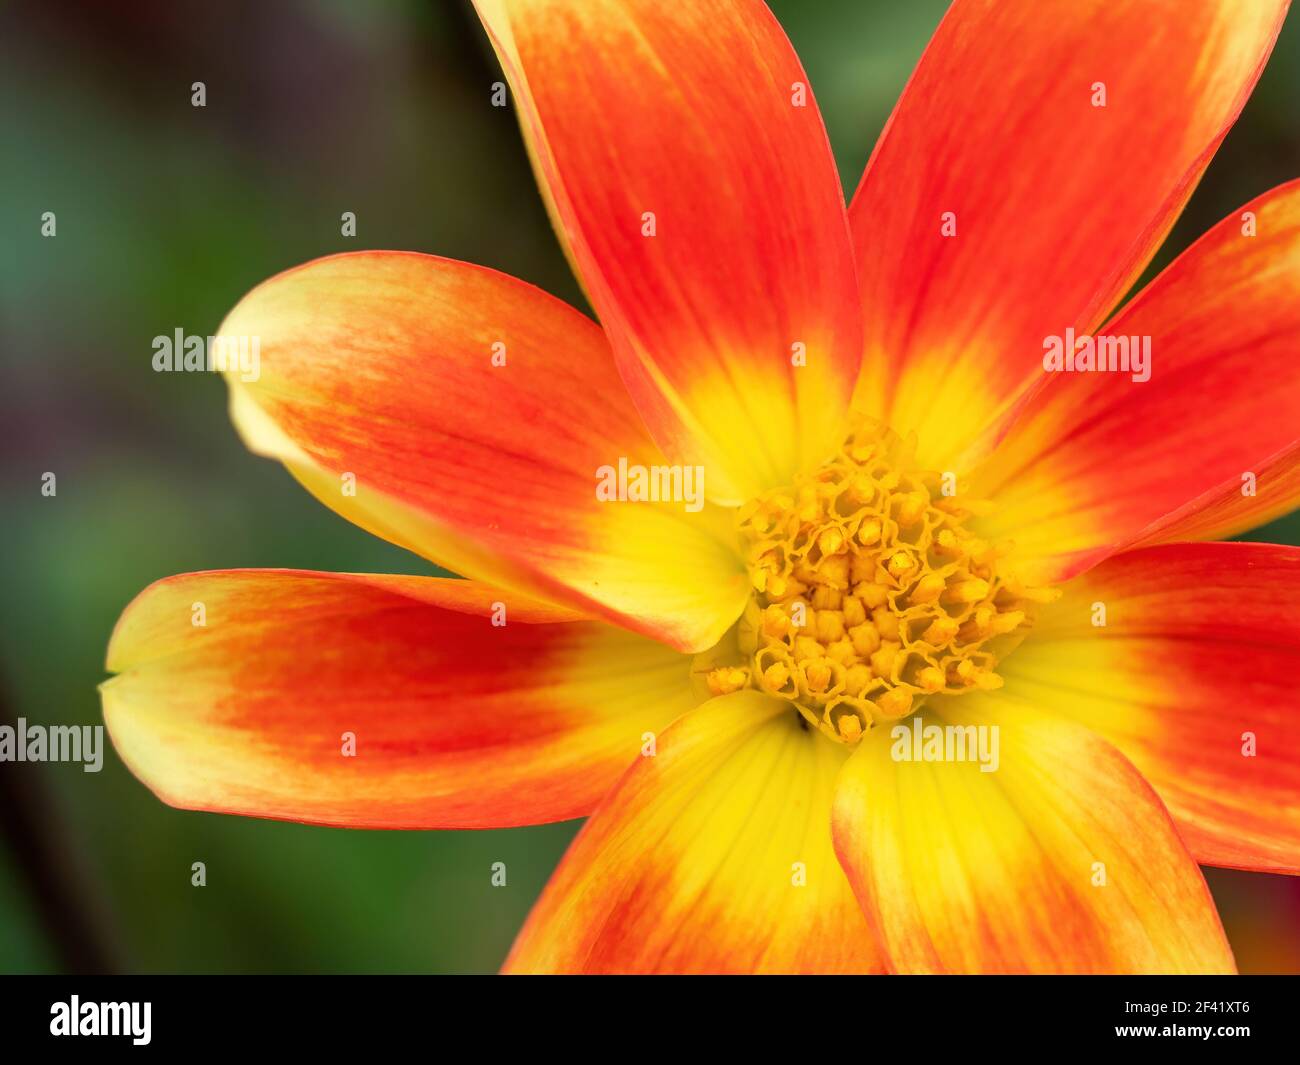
xmin=101 ymin=0 xmax=1300 ymax=973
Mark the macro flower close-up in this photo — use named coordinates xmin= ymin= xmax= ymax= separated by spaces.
xmin=81 ymin=0 xmax=1300 ymax=976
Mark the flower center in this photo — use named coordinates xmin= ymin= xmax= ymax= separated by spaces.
xmin=698 ymin=417 xmax=1054 ymax=745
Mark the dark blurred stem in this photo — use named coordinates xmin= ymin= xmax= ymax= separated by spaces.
xmin=0 ymin=677 xmax=119 ymax=973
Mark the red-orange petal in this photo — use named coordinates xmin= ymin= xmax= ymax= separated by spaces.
xmin=1135 ymin=442 xmax=1300 ymax=547
xmin=971 ymin=181 xmax=1300 ymax=582
xmin=100 ymin=570 xmax=698 ymax=828
xmin=849 ymin=0 xmax=1288 ymax=471
xmin=503 ymin=691 xmax=887 ymax=973
xmin=999 ymin=542 xmax=1300 ymax=874
xmin=474 ymin=0 xmax=862 ymax=503
xmin=832 ymin=701 xmax=1235 ymax=974
xmin=218 ymin=251 xmax=748 ymax=653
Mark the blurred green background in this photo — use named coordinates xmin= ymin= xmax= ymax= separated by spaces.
xmin=2 ymin=0 xmax=1298 ymax=973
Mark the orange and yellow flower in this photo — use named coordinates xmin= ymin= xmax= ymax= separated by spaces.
xmin=100 ymin=0 xmax=1300 ymax=973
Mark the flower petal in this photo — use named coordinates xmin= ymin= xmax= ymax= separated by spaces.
xmin=503 ymin=691 xmax=887 ymax=973
xmin=218 ymin=251 xmax=748 ymax=653
xmin=100 ymin=570 xmax=697 ymax=828
xmin=971 ymin=181 xmax=1300 ymax=583
xmin=849 ymin=0 xmax=1288 ymax=470
xmin=998 ymin=542 xmax=1300 ymax=874
xmin=473 ymin=0 xmax=862 ymax=502
xmin=1136 ymin=442 xmax=1300 ymax=547
xmin=831 ymin=701 xmax=1235 ymax=974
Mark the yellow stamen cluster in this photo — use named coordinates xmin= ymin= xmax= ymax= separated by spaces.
xmin=702 ymin=418 xmax=1054 ymax=745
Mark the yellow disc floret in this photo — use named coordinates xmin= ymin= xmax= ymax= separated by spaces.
xmin=701 ymin=417 xmax=1055 ymax=746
